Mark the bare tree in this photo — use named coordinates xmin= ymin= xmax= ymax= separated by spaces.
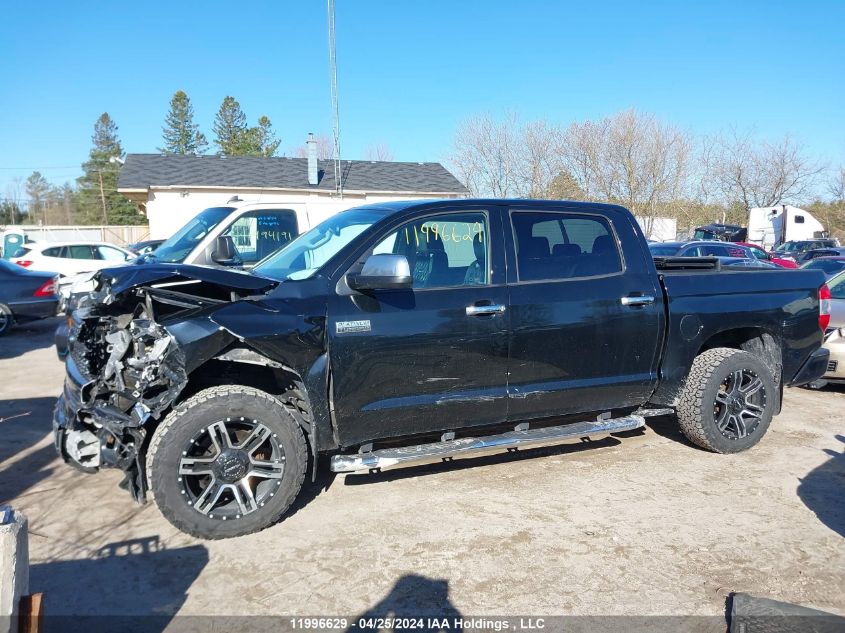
xmin=829 ymin=167 xmax=845 ymax=201
xmin=4 ymin=178 xmax=23 ymax=224
xmin=449 ymin=113 xmax=522 ymax=197
xmin=293 ymin=134 xmax=334 ymax=160
xmin=560 ymin=109 xmax=692 ymax=236
xmin=709 ymin=129 xmax=823 ymax=211
xmin=364 ymin=143 xmax=395 ymax=161
xmin=450 ymin=113 xmax=565 ymax=198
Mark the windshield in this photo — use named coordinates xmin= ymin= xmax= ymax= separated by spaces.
xmin=648 ymin=244 xmax=680 ymax=256
xmin=150 ymin=206 xmax=233 ymax=263
xmin=254 ymin=208 xmax=387 ymax=281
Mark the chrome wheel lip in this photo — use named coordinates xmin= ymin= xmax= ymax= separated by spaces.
xmin=713 ymin=368 xmax=766 ymax=440
xmin=178 ymin=417 xmax=285 ymax=520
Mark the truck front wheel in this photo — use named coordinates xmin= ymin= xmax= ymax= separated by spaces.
xmin=147 ymin=385 xmax=308 ymax=539
xmin=677 ymin=348 xmax=776 ymax=453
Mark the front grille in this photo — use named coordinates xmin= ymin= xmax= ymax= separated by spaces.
xmin=828 ymin=360 xmax=838 ymax=372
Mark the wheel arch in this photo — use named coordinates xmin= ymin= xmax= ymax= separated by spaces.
xmin=698 ymin=327 xmax=782 ymax=387
xmin=652 ymin=325 xmax=783 ymax=409
xmin=178 ymin=345 xmax=320 ymax=475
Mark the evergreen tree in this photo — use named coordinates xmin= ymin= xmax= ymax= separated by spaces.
xmin=159 ymin=90 xmax=208 ymax=154
xmin=252 ymin=116 xmax=281 ymax=157
xmin=76 ymin=113 xmax=142 ymax=225
xmin=240 ymin=115 xmax=281 ymax=157
xmin=212 ymin=96 xmax=248 ymax=155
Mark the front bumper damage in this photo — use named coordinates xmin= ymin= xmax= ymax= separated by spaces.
xmin=52 ymin=263 xmax=279 ymax=503
xmin=53 ymin=303 xmax=188 ymax=501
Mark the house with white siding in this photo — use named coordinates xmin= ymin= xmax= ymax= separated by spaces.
xmin=117 ymin=137 xmax=469 ymax=239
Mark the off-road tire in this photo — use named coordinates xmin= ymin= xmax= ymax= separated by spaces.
xmin=677 ymin=347 xmax=776 ymax=453
xmin=147 ymin=385 xmax=308 ymax=539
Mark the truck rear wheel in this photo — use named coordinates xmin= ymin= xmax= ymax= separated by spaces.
xmin=677 ymin=347 xmax=775 ymax=453
xmin=147 ymin=385 xmax=308 ymax=539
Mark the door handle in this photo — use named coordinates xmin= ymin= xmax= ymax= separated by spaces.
xmin=466 ymin=304 xmax=507 ymax=316
xmin=620 ymin=295 xmax=655 ymax=307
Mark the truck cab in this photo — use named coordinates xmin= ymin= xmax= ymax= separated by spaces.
xmin=145 ymin=200 xmax=307 ymax=269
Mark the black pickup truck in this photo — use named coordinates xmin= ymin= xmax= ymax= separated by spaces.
xmin=53 ymin=199 xmax=831 ymax=539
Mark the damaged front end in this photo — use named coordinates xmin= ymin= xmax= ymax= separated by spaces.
xmin=53 ymin=264 xmax=278 ymax=502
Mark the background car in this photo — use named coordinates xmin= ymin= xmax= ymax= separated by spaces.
xmin=10 ymin=241 xmax=135 ymax=277
xmin=828 ymin=269 xmax=845 ymax=329
xmin=795 ymin=246 xmax=845 ymax=265
xmin=716 ymin=257 xmax=780 ymax=269
xmin=805 ymin=270 xmax=845 ymax=389
xmin=800 ymin=257 xmax=845 ymax=280
xmin=734 ymin=242 xmax=798 ymax=268
xmin=127 ymin=239 xmax=165 ymax=256
xmin=648 ymin=240 xmax=755 ymax=259
xmin=0 ymin=259 xmax=58 ymax=336
xmin=771 ymin=239 xmax=840 ymax=263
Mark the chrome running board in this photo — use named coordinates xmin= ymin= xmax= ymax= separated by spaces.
xmin=330 ymin=414 xmax=645 ymax=473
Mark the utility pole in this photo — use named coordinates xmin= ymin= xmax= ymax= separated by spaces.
xmin=328 ymin=0 xmax=342 ymax=198
xmin=98 ymin=170 xmax=108 ymax=224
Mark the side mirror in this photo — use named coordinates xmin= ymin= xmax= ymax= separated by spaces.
xmin=347 ymin=254 xmax=412 ymax=291
xmin=211 ymin=235 xmax=241 ymax=266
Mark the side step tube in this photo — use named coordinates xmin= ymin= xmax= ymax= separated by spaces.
xmin=330 ymin=414 xmax=645 ymax=473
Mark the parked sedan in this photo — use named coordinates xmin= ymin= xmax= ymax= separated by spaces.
xmin=10 ymin=241 xmax=135 ymax=277
xmin=800 ymin=257 xmax=845 ymax=280
xmin=0 ymin=259 xmax=58 ymax=336
xmin=648 ymin=240 xmax=755 ymax=259
xmin=795 ymin=247 xmax=845 ymax=265
xmin=772 ymin=239 xmax=840 ymax=263
xmin=806 ymin=270 xmax=845 ymax=389
xmin=734 ymin=242 xmax=798 ymax=268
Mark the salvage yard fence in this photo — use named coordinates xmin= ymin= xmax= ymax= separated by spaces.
xmin=0 ymin=224 xmax=151 ymax=248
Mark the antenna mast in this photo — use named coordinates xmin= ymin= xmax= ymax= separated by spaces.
xmin=328 ymin=0 xmax=342 ymax=198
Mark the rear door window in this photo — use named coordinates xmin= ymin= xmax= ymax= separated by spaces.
xmin=68 ymin=245 xmax=96 ymax=259
xmin=42 ymin=246 xmax=62 ymax=257
xmin=510 ymin=211 xmax=622 ymax=281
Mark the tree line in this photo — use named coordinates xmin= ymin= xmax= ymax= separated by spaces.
xmin=449 ymin=109 xmax=845 ymax=239
xmin=3 ymin=91 xmax=285 ymax=226
xmin=5 ymin=98 xmax=842 ymax=239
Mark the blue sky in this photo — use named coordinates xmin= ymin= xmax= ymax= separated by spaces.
xmin=1 ymin=0 xmax=843 ymax=195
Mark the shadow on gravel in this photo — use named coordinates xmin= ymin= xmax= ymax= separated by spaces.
xmin=0 ymin=395 xmax=60 ymax=503
xmin=797 ymin=434 xmax=845 ymax=537
xmin=346 ymin=574 xmax=463 ymax=632
xmin=644 ymin=413 xmax=698 ymax=447
xmin=31 ymin=535 xmax=208 ymax=632
xmin=0 ymin=316 xmax=61 ymax=360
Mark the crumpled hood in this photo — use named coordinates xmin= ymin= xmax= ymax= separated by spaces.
xmin=93 ymin=262 xmax=279 ymax=299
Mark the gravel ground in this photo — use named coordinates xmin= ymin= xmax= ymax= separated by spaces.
xmin=0 ymin=317 xmax=842 ymax=622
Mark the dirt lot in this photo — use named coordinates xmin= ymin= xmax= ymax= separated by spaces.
xmin=1 ymin=318 xmax=843 ymax=621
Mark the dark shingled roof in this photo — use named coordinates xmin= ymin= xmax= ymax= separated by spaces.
xmin=118 ymin=154 xmax=468 ymax=194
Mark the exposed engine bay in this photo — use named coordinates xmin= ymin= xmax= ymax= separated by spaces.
xmin=54 ymin=264 xmax=280 ymax=502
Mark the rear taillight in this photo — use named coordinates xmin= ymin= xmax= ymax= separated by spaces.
xmin=15 ymin=260 xmax=33 ymax=268
xmin=819 ymin=283 xmax=831 ymax=331
xmin=34 ymin=278 xmax=56 ymax=298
